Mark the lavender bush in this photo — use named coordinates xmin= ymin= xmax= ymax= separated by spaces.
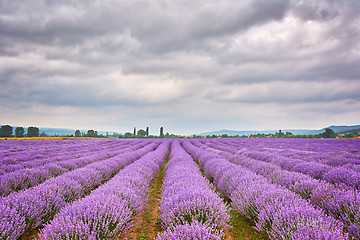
xmin=0 ymin=139 xmax=139 ymax=196
xmin=39 ymin=140 xmax=170 ymax=239
xmin=181 ymin=140 xmax=348 ymax=240
xmin=157 ymin=222 xmax=222 ymax=240
xmin=0 ymin=140 xmax=159 ymax=239
xmin=157 ymin=140 xmax=229 ymax=239
xmin=196 ymin=139 xmax=360 ymax=238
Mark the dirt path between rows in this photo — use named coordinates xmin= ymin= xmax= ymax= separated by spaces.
xmin=119 ymin=155 xmax=168 ymax=240
xmin=19 ymin=229 xmax=40 ymax=240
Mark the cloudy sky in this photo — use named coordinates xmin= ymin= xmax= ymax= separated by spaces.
xmin=1 ymin=0 xmax=360 ymax=135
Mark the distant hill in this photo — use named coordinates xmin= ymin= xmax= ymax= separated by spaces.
xmin=38 ymin=127 xmax=83 ymax=136
xmin=338 ymin=128 xmax=360 ymax=134
xmin=326 ymin=125 xmax=360 ymax=133
xmin=198 ymin=124 xmax=360 ymax=136
xmin=37 ymin=127 xmax=120 ymax=136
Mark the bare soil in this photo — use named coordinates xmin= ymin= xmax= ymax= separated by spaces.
xmin=19 ymin=229 xmax=41 ymax=240
xmin=119 ymin=156 xmax=168 ymax=240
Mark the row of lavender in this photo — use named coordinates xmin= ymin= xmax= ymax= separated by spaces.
xmin=0 ymin=139 xmax=97 ymax=167
xmin=0 ymin=139 xmax=131 ymax=175
xmin=2 ymin=138 xmax=357 ymax=239
xmin=243 ymin=149 xmax=360 ymax=186
xmin=43 ymin=140 xmax=231 ymax=239
xmin=225 ymin=138 xmax=360 ymax=170
xmin=222 ymin=138 xmax=360 ymax=157
xmin=0 ymin=139 xmax=160 ymax=239
xmin=196 ymin=139 xmax=360 ymax=238
xmin=181 ymin=140 xmax=349 ymax=239
xmin=0 ymin=140 xmax=68 ymax=160
xmin=203 ymin=138 xmax=360 ymax=188
xmin=0 ymin=140 xmax=140 ymax=197
xmin=40 ymin=140 xmax=170 ymax=239
xmin=157 ymin=140 xmax=229 ymax=239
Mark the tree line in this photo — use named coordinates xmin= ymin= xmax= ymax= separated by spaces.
xmin=3 ymin=124 xmax=351 ymax=139
xmin=0 ymin=125 xmax=40 ymax=138
xmin=119 ymin=126 xmax=177 ymax=138
xmin=0 ymin=125 xmax=171 ymax=139
xmin=70 ymin=127 xmax=172 ymax=138
xmin=193 ymin=128 xmax=341 ymax=139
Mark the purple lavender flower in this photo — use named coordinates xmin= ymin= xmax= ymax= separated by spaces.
xmin=39 ymin=141 xmax=170 ymax=239
xmin=1 ymin=140 xmax=160 ymax=239
xmin=181 ymin=139 xmax=349 ymax=240
xmin=193 ymin=138 xmax=360 ymax=238
xmin=157 ymin=140 xmax=229 ymax=239
xmin=157 ymin=221 xmax=222 ymax=240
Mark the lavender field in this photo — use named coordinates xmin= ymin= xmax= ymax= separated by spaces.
xmin=1 ymin=138 xmax=360 ymax=239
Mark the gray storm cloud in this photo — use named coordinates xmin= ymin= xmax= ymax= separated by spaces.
xmin=0 ymin=0 xmax=359 ymax=134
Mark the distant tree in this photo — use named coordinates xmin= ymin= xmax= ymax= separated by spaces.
xmin=221 ymin=134 xmax=229 ymax=138
xmin=160 ymin=127 xmax=164 ymax=138
xmin=146 ymin=127 xmax=149 ymax=136
xmin=133 ymin=127 xmax=136 ymax=136
xmin=15 ymin=127 xmax=25 ymax=138
xmin=0 ymin=125 xmax=12 ymax=137
xmin=86 ymin=130 xmax=97 ymax=137
xmin=278 ymin=129 xmax=284 ymax=138
xmin=40 ymin=132 xmax=48 ymax=137
xmin=137 ymin=129 xmax=147 ymax=137
xmin=124 ymin=132 xmax=132 ymax=138
xmin=75 ymin=130 xmax=81 ymax=137
xmin=322 ymin=128 xmax=336 ymax=138
xmin=27 ymin=126 xmax=39 ymax=137
xmin=344 ymin=133 xmax=355 ymax=138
